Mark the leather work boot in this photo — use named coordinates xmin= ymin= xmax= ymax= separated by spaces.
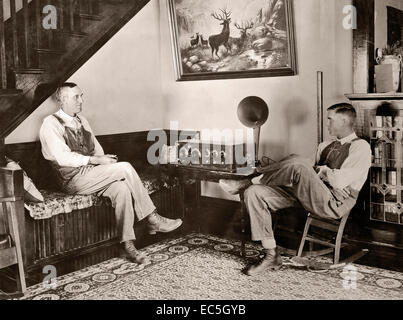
xmin=147 ymin=211 xmax=183 ymax=235
xmin=244 ymin=248 xmax=282 ymax=276
xmin=219 ymin=179 xmax=252 ymax=195
xmin=123 ymin=240 xmax=150 ymax=264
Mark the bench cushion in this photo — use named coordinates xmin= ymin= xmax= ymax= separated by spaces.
xmin=25 ymin=170 xmax=179 ymax=220
xmin=25 ymin=190 xmax=109 ymax=220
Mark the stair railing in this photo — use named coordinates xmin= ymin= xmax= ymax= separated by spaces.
xmin=0 ymin=0 xmax=100 ymax=90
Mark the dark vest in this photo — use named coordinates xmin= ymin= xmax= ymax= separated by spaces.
xmin=318 ymin=137 xmax=361 ymax=169
xmin=50 ymin=114 xmax=95 ymax=188
xmin=318 ymin=137 xmax=362 ymax=200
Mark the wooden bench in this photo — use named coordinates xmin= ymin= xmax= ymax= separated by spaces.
xmin=0 ymin=131 xmax=184 ymax=284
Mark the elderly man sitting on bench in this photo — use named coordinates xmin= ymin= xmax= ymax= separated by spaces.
xmin=219 ymin=103 xmax=371 ymax=276
xmin=39 ymin=83 xmax=182 ymax=265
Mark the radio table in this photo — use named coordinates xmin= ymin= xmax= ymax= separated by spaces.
xmin=164 ymin=164 xmax=259 ymax=257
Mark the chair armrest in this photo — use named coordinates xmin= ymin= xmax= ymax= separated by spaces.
xmin=0 ymin=167 xmax=28 ymax=266
xmin=0 ymin=167 xmax=24 ymax=200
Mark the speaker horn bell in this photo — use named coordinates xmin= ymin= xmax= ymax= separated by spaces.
xmin=237 ymin=96 xmax=269 ymax=167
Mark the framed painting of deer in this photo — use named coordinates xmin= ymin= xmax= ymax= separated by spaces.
xmin=168 ymin=0 xmax=297 ymax=81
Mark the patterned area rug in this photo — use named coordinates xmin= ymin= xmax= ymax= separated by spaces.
xmin=20 ymin=233 xmax=403 ymax=300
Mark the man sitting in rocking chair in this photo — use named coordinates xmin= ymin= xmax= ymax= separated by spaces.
xmin=219 ymin=103 xmax=371 ymax=276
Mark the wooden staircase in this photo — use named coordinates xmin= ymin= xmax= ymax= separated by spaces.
xmin=0 ymin=0 xmax=150 ymax=163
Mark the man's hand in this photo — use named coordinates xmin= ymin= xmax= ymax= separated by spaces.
xmin=314 ymin=165 xmax=329 ymax=181
xmin=332 ymin=188 xmax=351 ymax=201
xmin=89 ymin=155 xmax=118 ymax=165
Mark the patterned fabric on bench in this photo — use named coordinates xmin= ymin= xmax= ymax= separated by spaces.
xmin=25 ymin=170 xmax=180 ymax=220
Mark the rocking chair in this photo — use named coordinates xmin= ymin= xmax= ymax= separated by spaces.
xmin=292 ymin=211 xmax=368 ymax=270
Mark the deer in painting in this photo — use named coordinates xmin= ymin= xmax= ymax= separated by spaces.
xmin=190 ymin=33 xmax=200 ymax=48
xmin=230 ymin=21 xmax=254 ymax=51
xmin=200 ymin=34 xmax=209 ymax=48
xmin=208 ymin=9 xmax=232 ymax=59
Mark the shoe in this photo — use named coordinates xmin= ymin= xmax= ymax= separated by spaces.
xmin=147 ymin=211 xmax=183 ymax=235
xmin=219 ymin=179 xmax=252 ymax=195
xmin=123 ymin=240 xmax=150 ymax=264
xmin=243 ymin=248 xmax=282 ymax=276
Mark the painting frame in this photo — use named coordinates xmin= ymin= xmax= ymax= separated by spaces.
xmin=167 ymin=0 xmax=298 ymax=81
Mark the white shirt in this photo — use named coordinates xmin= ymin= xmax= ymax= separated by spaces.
xmin=39 ymin=109 xmax=104 ymax=167
xmin=314 ymin=132 xmax=371 ymax=191
xmin=252 ymin=132 xmax=372 ymax=192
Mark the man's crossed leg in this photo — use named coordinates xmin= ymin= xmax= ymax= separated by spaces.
xmin=220 ymin=156 xmax=356 ymax=275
